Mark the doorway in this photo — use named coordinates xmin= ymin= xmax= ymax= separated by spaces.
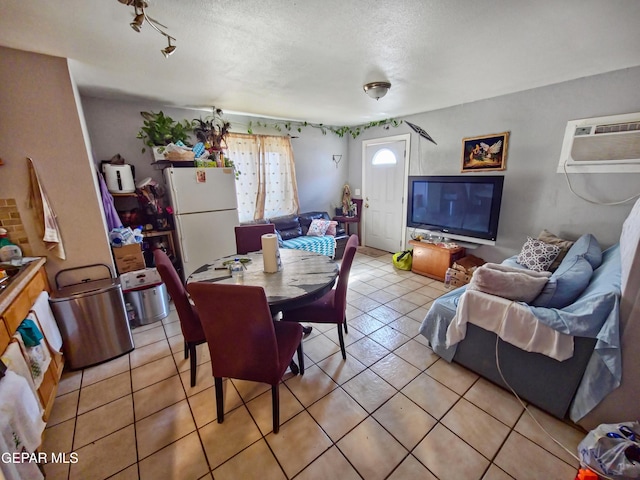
xmin=362 ymin=134 xmax=410 ymax=253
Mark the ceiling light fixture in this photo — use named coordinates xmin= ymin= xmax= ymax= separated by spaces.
xmin=118 ymin=0 xmax=177 ymax=58
xmin=363 ymin=81 xmax=391 ymax=100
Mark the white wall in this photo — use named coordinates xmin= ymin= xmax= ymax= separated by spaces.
xmin=348 ymin=66 xmax=640 ymax=262
xmin=81 ymin=67 xmax=640 ymax=263
xmin=0 ymin=47 xmax=114 ymax=284
xmin=80 ymin=97 xmax=350 ymax=217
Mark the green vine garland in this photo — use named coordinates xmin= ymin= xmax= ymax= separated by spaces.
xmin=247 ymin=118 xmax=402 ymax=139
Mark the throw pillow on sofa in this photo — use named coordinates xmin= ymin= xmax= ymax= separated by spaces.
xmin=325 ymin=220 xmax=338 ymax=236
xmin=531 ymin=254 xmax=593 ymax=308
xmin=467 ymin=263 xmax=551 ymax=303
xmin=270 ymin=214 xmax=302 ymax=240
xmin=307 ymin=219 xmax=330 ymax=236
xmin=538 ymin=229 xmax=575 ymax=271
xmin=565 ymin=233 xmax=602 ymax=270
xmin=516 ymin=236 xmax=561 ymax=272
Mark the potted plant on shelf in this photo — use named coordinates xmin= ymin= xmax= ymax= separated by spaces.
xmin=192 ymin=107 xmax=231 ymax=166
xmin=137 ymin=111 xmax=193 ymax=160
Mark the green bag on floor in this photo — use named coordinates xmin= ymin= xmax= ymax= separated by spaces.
xmin=392 ymin=249 xmax=413 ymax=270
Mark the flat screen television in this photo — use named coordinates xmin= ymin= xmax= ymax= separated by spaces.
xmin=407 ymin=175 xmax=504 ymax=244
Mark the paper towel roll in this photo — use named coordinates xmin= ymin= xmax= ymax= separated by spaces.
xmin=261 ymin=233 xmax=280 ymax=273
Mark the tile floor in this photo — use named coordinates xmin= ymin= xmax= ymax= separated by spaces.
xmin=41 ymin=251 xmax=586 ymax=480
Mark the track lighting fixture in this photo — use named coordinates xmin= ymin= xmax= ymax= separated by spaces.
xmin=117 ymin=0 xmax=177 ymax=58
xmin=162 ymin=37 xmax=176 ymax=58
xmin=130 ymin=11 xmax=144 ymax=32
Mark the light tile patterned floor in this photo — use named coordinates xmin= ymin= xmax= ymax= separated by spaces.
xmin=41 ymin=251 xmax=585 ymax=480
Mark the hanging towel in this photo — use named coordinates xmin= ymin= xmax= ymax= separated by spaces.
xmin=16 ymin=319 xmax=44 ymax=347
xmin=30 ymin=291 xmax=63 ymax=353
xmin=99 ymin=170 xmax=123 ymax=231
xmin=0 ymin=370 xmax=46 ymax=480
xmin=0 ymin=341 xmax=42 ymax=409
xmin=27 ymin=157 xmax=66 ymax=260
xmin=13 ymin=331 xmax=51 ymax=390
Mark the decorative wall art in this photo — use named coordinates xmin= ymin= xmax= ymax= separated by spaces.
xmin=461 ymin=132 xmax=509 ymax=172
xmin=405 ymin=121 xmax=437 ymax=145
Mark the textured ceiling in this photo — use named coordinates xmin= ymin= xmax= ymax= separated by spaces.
xmin=1 ymin=1 xmax=640 ymax=125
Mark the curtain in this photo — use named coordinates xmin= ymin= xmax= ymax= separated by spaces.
xmin=256 ymin=135 xmax=300 ymax=220
xmin=226 ymin=133 xmax=300 ymax=222
xmin=226 ymin=133 xmax=261 ymax=222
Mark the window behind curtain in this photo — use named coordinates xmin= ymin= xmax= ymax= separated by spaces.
xmin=226 ymin=133 xmax=300 ymax=222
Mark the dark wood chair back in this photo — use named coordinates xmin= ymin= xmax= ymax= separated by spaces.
xmin=235 ymin=223 xmax=276 ymax=254
xmin=153 ymin=249 xmax=206 ymax=386
xmin=186 ymin=282 xmax=304 ymax=433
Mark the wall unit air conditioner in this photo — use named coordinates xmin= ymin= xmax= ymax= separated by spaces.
xmin=557 ymin=112 xmax=640 ymax=173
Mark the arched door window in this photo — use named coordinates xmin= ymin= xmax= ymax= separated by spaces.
xmin=371 ymin=148 xmax=397 ymax=165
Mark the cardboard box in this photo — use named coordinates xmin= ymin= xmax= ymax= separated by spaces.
xmin=446 ymin=255 xmax=486 ymax=288
xmin=445 ymin=267 xmax=472 ymax=288
xmin=452 ymin=254 xmax=486 ymax=274
xmin=449 ymin=276 xmax=470 ymax=288
xmin=113 ymin=244 xmax=145 ymax=274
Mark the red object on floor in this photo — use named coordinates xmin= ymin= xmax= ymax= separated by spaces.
xmin=575 ymin=468 xmax=599 ymax=480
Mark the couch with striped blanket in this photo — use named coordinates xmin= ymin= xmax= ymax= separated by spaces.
xmin=268 ymin=212 xmax=349 ymax=259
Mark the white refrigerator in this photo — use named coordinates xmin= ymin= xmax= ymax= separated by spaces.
xmin=164 ymin=167 xmax=239 ymax=280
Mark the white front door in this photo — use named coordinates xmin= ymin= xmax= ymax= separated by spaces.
xmin=362 ymin=135 xmax=409 ymax=252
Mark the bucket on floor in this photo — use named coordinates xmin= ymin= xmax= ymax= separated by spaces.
xmin=124 ymin=282 xmax=170 ymax=327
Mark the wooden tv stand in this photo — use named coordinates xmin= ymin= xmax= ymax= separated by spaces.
xmin=409 ymin=240 xmax=466 ymax=281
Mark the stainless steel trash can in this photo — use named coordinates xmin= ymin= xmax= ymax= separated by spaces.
xmin=49 ymin=264 xmax=134 ymax=370
xmin=124 ymin=282 xmax=170 ymax=327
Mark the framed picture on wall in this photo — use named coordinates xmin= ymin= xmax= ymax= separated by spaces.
xmin=461 ymin=132 xmax=509 ymax=172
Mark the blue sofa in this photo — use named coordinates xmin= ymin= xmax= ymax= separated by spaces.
xmin=419 ymin=233 xmax=621 ymax=422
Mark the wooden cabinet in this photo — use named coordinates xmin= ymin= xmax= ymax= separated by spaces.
xmin=1 ymin=259 xmax=63 ymax=421
xmin=2 ymin=266 xmax=47 ymax=333
xmin=409 ymin=240 xmax=466 ymax=281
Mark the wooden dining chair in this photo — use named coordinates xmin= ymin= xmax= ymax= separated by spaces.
xmin=186 ymin=282 xmax=304 ymax=433
xmin=281 ymin=234 xmax=359 ymax=359
xmin=235 ymin=223 xmax=276 ymax=254
xmin=153 ymin=249 xmax=206 ymax=387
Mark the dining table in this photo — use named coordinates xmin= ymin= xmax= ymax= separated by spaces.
xmin=186 ymin=249 xmax=339 ymax=316
xmin=187 ymin=249 xmax=339 ymax=374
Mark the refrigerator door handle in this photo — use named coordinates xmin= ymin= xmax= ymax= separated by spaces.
xmin=175 ymin=215 xmax=189 ymax=264
xmin=168 ymin=169 xmax=182 ymax=214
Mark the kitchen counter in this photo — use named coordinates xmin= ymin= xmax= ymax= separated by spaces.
xmin=0 ymin=257 xmax=47 ymax=312
xmin=1 ymin=256 xmax=63 ymax=421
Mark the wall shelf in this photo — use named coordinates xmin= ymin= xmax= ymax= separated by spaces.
xmin=111 ymin=192 xmax=137 ymax=198
xmin=141 ymin=229 xmax=178 ymax=269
